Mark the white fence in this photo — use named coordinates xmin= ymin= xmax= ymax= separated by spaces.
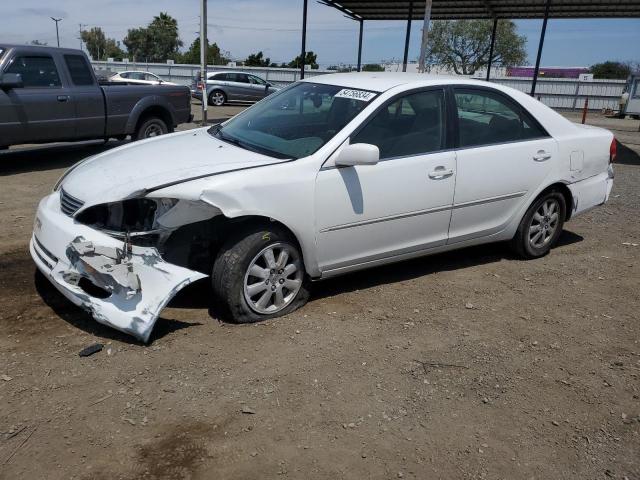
xmin=482 ymin=76 xmax=626 ymax=111
xmin=91 ymin=60 xmax=329 ymax=87
xmin=91 ymin=60 xmax=626 ymax=111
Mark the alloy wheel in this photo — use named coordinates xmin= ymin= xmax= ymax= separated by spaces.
xmin=243 ymin=242 xmax=303 ymax=314
xmin=528 ymin=198 xmax=560 ymax=249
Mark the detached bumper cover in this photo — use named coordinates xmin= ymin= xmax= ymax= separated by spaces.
xmin=30 ymin=193 xmax=206 ymax=342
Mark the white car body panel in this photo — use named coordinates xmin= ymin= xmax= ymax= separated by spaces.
xmin=30 ymin=73 xmax=615 ymax=341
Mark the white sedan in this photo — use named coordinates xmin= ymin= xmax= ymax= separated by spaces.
xmin=109 ymin=70 xmax=176 ymax=86
xmin=31 ymin=73 xmax=615 ymax=342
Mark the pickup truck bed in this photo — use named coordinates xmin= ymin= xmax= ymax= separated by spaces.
xmin=0 ymin=45 xmax=192 ymax=148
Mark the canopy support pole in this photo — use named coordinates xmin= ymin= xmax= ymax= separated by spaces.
xmin=300 ymin=0 xmax=308 ymax=79
xmin=486 ymin=17 xmax=498 ymax=81
xmin=357 ymin=19 xmax=363 ymax=71
xmin=418 ymin=0 xmax=433 ymax=73
xmin=402 ymin=1 xmax=414 ymax=72
xmin=531 ymin=0 xmax=551 ymax=96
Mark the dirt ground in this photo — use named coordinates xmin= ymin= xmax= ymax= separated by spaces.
xmin=1 ymin=108 xmax=639 ymax=480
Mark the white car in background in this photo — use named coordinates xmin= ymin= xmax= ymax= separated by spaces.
xmin=109 ymin=71 xmax=176 ymax=85
xmin=31 ymin=73 xmax=615 ymax=342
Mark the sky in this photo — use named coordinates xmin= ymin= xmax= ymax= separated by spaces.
xmin=2 ymin=0 xmax=639 ymax=68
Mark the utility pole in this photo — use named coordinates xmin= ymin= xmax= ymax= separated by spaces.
xmin=51 ymin=17 xmax=62 ymax=47
xmin=200 ymin=0 xmax=208 ymax=126
xmin=417 ymin=0 xmax=433 ymax=73
xmin=78 ymin=23 xmax=87 ymax=51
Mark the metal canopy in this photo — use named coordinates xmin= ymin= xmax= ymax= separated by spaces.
xmin=320 ymin=0 xmax=640 ymax=20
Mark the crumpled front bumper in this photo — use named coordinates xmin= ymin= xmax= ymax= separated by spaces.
xmin=30 ymin=192 xmax=207 ymax=343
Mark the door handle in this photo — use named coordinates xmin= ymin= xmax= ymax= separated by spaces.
xmin=428 ymin=167 xmax=454 ymax=179
xmin=57 ymin=95 xmax=70 ymax=102
xmin=533 ymin=150 xmax=552 ymax=162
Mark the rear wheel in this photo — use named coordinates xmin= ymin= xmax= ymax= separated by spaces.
xmin=208 ymin=90 xmax=226 ymax=107
xmin=212 ymin=224 xmax=310 ymax=323
xmin=511 ymin=190 xmax=566 ymax=259
xmin=135 ymin=116 xmax=168 ymax=140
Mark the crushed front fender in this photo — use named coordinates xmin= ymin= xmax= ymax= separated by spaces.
xmin=32 ymin=235 xmax=206 ymax=343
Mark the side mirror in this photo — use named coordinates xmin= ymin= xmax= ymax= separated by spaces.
xmin=0 ymin=73 xmax=24 ymax=90
xmin=335 ymin=143 xmax=379 ymax=167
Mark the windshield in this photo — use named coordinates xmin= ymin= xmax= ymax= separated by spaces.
xmin=209 ymin=82 xmax=377 ymax=159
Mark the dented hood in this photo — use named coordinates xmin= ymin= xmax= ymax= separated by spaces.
xmin=60 ymin=127 xmax=283 ymax=205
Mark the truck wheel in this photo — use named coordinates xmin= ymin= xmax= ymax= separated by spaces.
xmin=135 ymin=117 xmax=168 ymax=140
xmin=510 ymin=190 xmax=566 ymax=259
xmin=208 ymin=90 xmax=226 ymax=107
xmin=212 ymin=224 xmax=310 ymax=323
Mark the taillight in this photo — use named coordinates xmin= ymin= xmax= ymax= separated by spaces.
xmin=610 ymin=138 xmax=617 ymax=163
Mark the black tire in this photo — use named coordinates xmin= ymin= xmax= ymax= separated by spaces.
xmin=208 ymin=90 xmax=226 ymax=107
xmin=510 ymin=190 xmax=566 ymax=259
xmin=134 ymin=116 xmax=168 ymax=141
xmin=212 ymin=224 xmax=311 ymax=323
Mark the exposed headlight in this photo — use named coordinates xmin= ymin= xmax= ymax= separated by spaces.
xmin=75 ymin=198 xmax=179 ymax=237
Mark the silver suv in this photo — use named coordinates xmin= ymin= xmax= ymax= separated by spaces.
xmin=191 ymin=71 xmax=279 ymax=106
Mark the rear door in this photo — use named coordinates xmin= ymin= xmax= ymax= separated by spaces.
xmin=62 ymin=54 xmax=105 ymax=140
xmin=448 ymin=87 xmax=556 ymax=243
xmin=1 ymin=51 xmax=75 ymax=143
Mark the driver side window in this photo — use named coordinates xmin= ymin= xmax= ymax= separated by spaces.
xmin=352 ymin=89 xmax=446 ymax=160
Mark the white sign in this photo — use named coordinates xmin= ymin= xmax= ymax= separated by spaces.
xmin=334 ymin=88 xmax=376 ymax=102
xmin=579 ymin=73 xmax=594 ymax=82
xmin=167 ymin=59 xmax=175 ymax=65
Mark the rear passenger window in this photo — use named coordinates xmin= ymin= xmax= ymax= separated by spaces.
xmin=64 ymin=55 xmax=95 ymax=85
xmin=352 ymin=90 xmax=445 ymax=160
xmin=454 ymin=89 xmax=546 ymax=147
xmin=5 ymin=55 xmax=61 ymax=88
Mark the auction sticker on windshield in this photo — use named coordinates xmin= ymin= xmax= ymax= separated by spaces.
xmin=334 ymin=89 xmax=376 ymax=102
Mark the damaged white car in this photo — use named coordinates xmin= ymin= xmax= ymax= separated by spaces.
xmin=31 ymin=73 xmax=615 ymax=342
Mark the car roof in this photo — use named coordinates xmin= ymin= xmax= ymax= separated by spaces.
xmin=209 ymin=71 xmax=260 ymax=76
xmin=302 ymin=72 xmax=492 ymax=93
xmin=120 ymin=70 xmax=155 ymax=74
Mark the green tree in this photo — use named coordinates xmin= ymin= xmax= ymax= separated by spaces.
xmin=123 ymin=12 xmax=182 ymax=62
xmin=426 ymin=20 xmax=526 ymax=75
xmin=178 ymin=37 xmax=228 ymax=65
xmin=589 ymin=61 xmax=631 ymax=79
xmin=81 ymin=27 xmax=106 ymax=60
xmin=288 ymin=51 xmax=318 ymax=69
xmin=362 ymin=63 xmax=385 ymax=72
xmin=80 ymin=27 xmax=125 ymax=61
xmin=245 ymin=51 xmax=271 ymax=67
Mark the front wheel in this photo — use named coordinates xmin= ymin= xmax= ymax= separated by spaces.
xmin=212 ymin=225 xmax=310 ymax=323
xmin=208 ymin=90 xmax=226 ymax=107
xmin=510 ymin=190 xmax=566 ymax=259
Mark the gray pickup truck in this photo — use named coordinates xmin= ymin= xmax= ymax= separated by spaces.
xmin=0 ymin=45 xmax=192 ymax=149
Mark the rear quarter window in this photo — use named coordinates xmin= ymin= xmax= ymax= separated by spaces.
xmin=64 ymin=55 xmax=95 ymax=86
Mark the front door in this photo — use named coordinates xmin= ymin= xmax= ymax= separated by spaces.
xmin=226 ymin=73 xmax=254 ymax=100
xmin=1 ymin=52 xmax=75 ymax=143
xmin=315 ymin=88 xmax=456 ymax=273
xmin=448 ymin=87 xmax=557 ymax=243
xmin=248 ymin=74 xmax=269 ymax=101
